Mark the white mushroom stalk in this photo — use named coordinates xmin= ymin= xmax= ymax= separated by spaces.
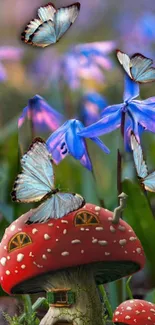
xmin=40 ymin=266 xmax=105 ymax=325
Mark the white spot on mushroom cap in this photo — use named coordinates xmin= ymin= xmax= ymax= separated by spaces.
xmin=10 ymin=225 xmax=16 ymax=231
xmin=47 ymin=249 xmax=52 ymax=253
xmin=32 ymin=228 xmax=38 ymax=234
xmin=21 ymin=265 xmax=26 ymax=269
xmin=7 ymin=256 xmax=10 ymax=260
xmin=6 ymin=270 xmax=10 ymax=275
xmin=129 ymin=236 xmax=137 ymax=241
xmin=95 ymin=227 xmax=104 ymax=231
xmin=44 ymin=234 xmax=50 ymax=240
xmin=86 ymin=228 xmax=89 ymax=231
xmin=42 ymin=254 xmax=47 ymax=260
xmin=80 ymin=228 xmax=85 ymax=231
xmin=92 ymin=239 xmax=98 ymax=244
xmin=17 ymin=253 xmax=24 ymax=262
xmin=57 ymin=226 xmax=59 ymax=229
xmin=95 ymin=206 xmax=101 ymax=211
xmin=63 ymin=229 xmax=67 ymax=235
xmin=61 ymin=251 xmax=69 ymax=256
xmin=56 ymin=239 xmax=59 ymax=242
xmin=105 ymin=252 xmax=110 ymax=256
xmin=136 ymin=248 xmax=141 ymax=254
xmin=4 ymin=246 xmax=7 ymax=250
xmin=15 ymin=270 xmax=18 ymax=273
xmin=61 ymin=220 xmax=68 ymax=224
xmin=33 ymin=261 xmax=43 ymax=268
xmin=98 ymin=240 xmax=108 ymax=246
xmin=125 ymin=315 xmax=131 ymax=320
xmin=110 ymin=225 xmax=116 ymax=233
xmin=126 ymin=306 xmax=132 ymax=310
xmin=29 ymin=252 xmax=34 ymax=257
xmin=0 ymin=257 xmax=6 ymax=266
xmin=81 ymin=250 xmax=84 ymax=254
xmin=48 ymin=223 xmax=53 ymax=227
xmin=119 ymin=239 xmax=127 ymax=246
xmin=71 ymin=239 xmax=81 ymax=244
xmin=115 ymin=311 xmax=120 ymax=315
xmin=118 ymin=225 xmax=125 ymax=231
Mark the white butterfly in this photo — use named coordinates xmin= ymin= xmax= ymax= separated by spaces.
xmin=131 ymin=132 xmax=155 ymax=192
xmin=117 ymin=50 xmax=155 ymax=83
xmin=11 ymin=138 xmax=85 ymax=223
xmin=21 ymin=2 xmax=80 ymax=48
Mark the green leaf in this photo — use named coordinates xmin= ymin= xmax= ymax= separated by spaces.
xmin=123 ymin=179 xmax=155 ymax=276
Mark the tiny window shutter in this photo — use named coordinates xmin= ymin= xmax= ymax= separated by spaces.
xmin=47 ymin=291 xmax=55 ymax=304
xmin=67 ymin=291 xmax=75 ymax=305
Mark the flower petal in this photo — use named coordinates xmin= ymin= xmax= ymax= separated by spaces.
xmin=18 ymin=95 xmax=63 ymax=132
xmin=90 ymin=137 xmax=110 ymax=154
xmin=46 ymin=120 xmax=70 ymax=152
xmin=80 ymin=151 xmax=92 ymax=171
xmin=65 ymin=121 xmax=85 ymax=159
xmin=79 ymin=107 xmax=122 ymax=138
xmin=128 ymin=102 xmax=155 ymax=133
xmin=123 ymin=75 xmax=139 ymax=102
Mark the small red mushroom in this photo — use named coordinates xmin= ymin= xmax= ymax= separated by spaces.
xmin=113 ymin=299 xmax=155 ymax=325
xmin=0 ymin=201 xmax=145 ymax=325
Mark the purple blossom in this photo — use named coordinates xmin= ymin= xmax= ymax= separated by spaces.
xmin=46 ymin=119 xmax=110 ymax=170
xmin=61 ymin=41 xmax=116 ymax=89
xmin=18 ymin=95 xmax=63 ymax=133
xmin=78 ymin=75 xmax=155 ymax=151
xmin=0 ymin=46 xmax=23 ymax=81
xmin=29 ymin=41 xmax=116 ymax=89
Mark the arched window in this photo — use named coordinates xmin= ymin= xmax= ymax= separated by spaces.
xmin=74 ymin=211 xmax=99 ymax=226
xmin=8 ymin=232 xmax=32 ymax=252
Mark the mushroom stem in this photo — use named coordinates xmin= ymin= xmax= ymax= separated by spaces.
xmin=40 ymin=266 xmax=105 ymax=325
xmin=112 ymin=192 xmax=128 ymax=224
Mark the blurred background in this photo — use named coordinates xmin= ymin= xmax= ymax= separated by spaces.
xmin=1 ymin=0 xmax=155 ymax=323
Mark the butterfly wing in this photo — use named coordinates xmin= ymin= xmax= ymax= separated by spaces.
xmin=54 ymin=3 xmax=80 ymax=41
xmin=38 ymin=3 xmax=56 ymax=22
xmin=21 ymin=19 xmax=42 ymax=43
xmin=130 ymin=54 xmax=154 ymax=82
xmin=29 ymin=20 xmax=56 ymax=47
xmin=116 ymin=50 xmax=132 ymax=78
xmin=11 ymin=138 xmax=54 ymax=203
xmin=130 ymin=133 xmax=148 ymax=179
xmin=143 ymin=171 xmax=155 ymax=192
xmin=26 ymin=192 xmax=85 ymax=224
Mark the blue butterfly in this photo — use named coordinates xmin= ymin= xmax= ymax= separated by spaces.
xmin=117 ymin=50 xmax=155 ymax=83
xmin=11 ymin=138 xmax=85 ymax=223
xmin=131 ymin=132 xmax=155 ymax=192
xmin=21 ymin=2 xmax=80 ymax=48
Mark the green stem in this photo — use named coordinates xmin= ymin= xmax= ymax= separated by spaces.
xmin=126 ymin=276 xmax=133 ymax=300
xmin=18 ymin=297 xmax=46 ymax=323
xmin=98 ymin=285 xmax=114 ymax=322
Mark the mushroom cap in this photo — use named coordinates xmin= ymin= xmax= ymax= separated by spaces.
xmin=0 ymin=203 xmax=145 ymax=294
xmin=113 ymin=299 xmax=155 ymax=324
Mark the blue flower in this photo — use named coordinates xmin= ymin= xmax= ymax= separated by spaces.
xmin=80 ymin=92 xmax=107 ymax=126
xmin=46 ymin=119 xmax=110 ymax=170
xmin=18 ymin=95 xmax=63 ymax=133
xmin=78 ymin=75 xmax=155 ymax=151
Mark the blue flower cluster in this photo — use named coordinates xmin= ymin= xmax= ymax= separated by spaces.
xmin=18 ymin=45 xmax=155 ymax=171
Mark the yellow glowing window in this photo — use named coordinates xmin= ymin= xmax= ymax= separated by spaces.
xmin=75 ymin=211 xmax=99 ymax=226
xmin=8 ymin=232 xmax=32 ymax=252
